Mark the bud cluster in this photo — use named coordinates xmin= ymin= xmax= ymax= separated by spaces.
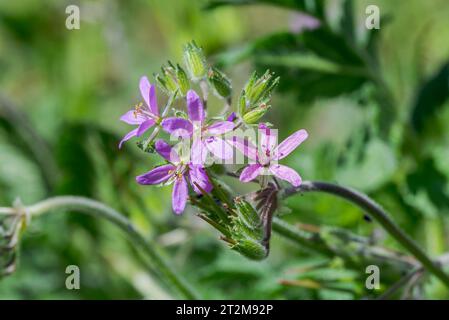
xmin=183 ymin=41 xmax=208 ymax=81
xmin=153 ymin=41 xmax=233 ymax=101
xmin=191 ymin=178 xmax=268 ymax=261
xmin=230 ymin=197 xmax=267 ymax=260
xmin=154 ymin=61 xmax=189 ymax=97
xmin=239 ymin=70 xmax=279 ymax=124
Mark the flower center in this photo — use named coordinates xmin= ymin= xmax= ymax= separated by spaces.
xmin=133 ymin=102 xmax=144 ymax=118
xmin=265 ymin=149 xmax=271 ymax=158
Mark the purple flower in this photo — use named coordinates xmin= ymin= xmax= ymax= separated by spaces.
xmin=232 ymin=123 xmax=308 ymax=187
xmin=136 ymin=139 xmax=212 ymax=214
xmin=161 ymin=90 xmax=236 ymax=163
xmin=119 ymin=76 xmax=160 ymax=148
xmin=227 ymin=112 xmax=237 ymax=122
xmin=289 ymin=12 xmax=321 ymax=34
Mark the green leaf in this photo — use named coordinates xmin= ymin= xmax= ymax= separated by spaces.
xmin=411 ymin=62 xmax=449 ymax=132
xmin=0 ymin=95 xmax=58 ymax=192
xmin=216 ymin=30 xmax=369 ymax=102
xmin=0 ymin=142 xmax=46 ymax=204
xmin=406 ymin=158 xmax=449 ymax=211
xmin=336 ymin=138 xmax=397 ymax=193
xmin=340 ymin=0 xmax=355 ymax=43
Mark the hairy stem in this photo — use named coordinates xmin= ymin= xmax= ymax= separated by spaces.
xmin=284 ymin=181 xmax=449 ymax=289
xmin=272 ymin=217 xmax=416 ymax=277
xmin=2 ymin=196 xmax=198 ymax=299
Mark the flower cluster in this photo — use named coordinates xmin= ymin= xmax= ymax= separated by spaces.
xmin=119 ymin=42 xmax=309 ymax=219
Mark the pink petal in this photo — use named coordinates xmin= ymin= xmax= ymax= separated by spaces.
xmin=172 ymin=175 xmax=188 ymax=214
xmin=258 ymin=123 xmax=278 ymax=163
xmin=191 ymin=138 xmax=208 ymax=165
xmin=274 ymin=129 xmax=308 ymax=160
xmin=228 ymin=136 xmax=258 ymax=161
xmin=207 ymin=121 xmax=235 ymax=135
xmin=120 ymin=110 xmax=146 ymax=125
xmin=149 ymin=83 xmax=159 ymax=116
xmin=136 ymin=164 xmax=175 ymax=185
xmin=188 ymin=164 xmax=212 ymax=194
xmin=240 ymin=164 xmax=263 ymax=183
xmin=118 ymin=128 xmax=139 ymax=149
xmin=227 ymin=112 xmax=237 ymax=122
xmin=289 ymin=12 xmax=321 ymax=34
xmin=155 ymin=139 xmax=180 ymax=163
xmin=136 ymin=119 xmax=155 ymax=136
xmin=186 ymin=90 xmax=205 ymax=123
xmin=139 ymin=76 xmax=159 ymax=116
xmin=161 ymin=117 xmax=193 ymax=138
xmin=269 ymin=164 xmax=302 ymax=187
xmin=205 ymin=136 xmax=234 ymax=160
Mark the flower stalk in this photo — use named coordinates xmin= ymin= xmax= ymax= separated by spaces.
xmin=1 ymin=196 xmax=198 ymax=299
xmin=283 ymin=181 xmax=449 ymax=289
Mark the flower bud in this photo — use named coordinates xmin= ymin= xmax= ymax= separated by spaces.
xmin=234 ymin=197 xmax=260 ymax=229
xmin=154 ymin=62 xmax=190 ymax=97
xmin=231 ymin=238 xmax=268 ymax=261
xmin=242 ymin=103 xmax=271 ymax=124
xmin=183 ymin=41 xmax=208 ymax=81
xmin=238 ymin=70 xmax=279 ymax=120
xmin=207 ymin=67 xmax=232 ymax=99
xmin=233 ymin=197 xmax=264 ymax=242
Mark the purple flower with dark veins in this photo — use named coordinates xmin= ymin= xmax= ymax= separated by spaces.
xmin=161 ymin=90 xmax=235 ymax=164
xmin=232 ymin=123 xmax=308 ymax=187
xmin=136 ymin=139 xmax=212 ymax=214
xmin=119 ymin=76 xmax=160 ymax=148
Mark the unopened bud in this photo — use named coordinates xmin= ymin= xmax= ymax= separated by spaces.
xmin=234 ymin=197 xmax=260 ymax=229
xmin=183 ymin=41 xmax=208 ymax=81
xmin=154 ymin=62 xmax=190 ymax=97
xmin=239 ymin=70 xmax=279 ymax=117
xmin=207 ymin=67 xmax=232 ymax=99
xmin=242 ymin=103 xmax=271 ymax=124
xmin=175 ymin=64 xmax=190 ymax=95
xmin=231 ymin=238 xmax=268 ymax=261
xmin=233 ymin=197 xmax=264 ymax=241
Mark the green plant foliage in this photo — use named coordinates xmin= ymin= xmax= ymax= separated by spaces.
xmin=411 ymin=62 xmax=449 ymax=132
xmin=1 ymin=0 xmax=449 ymax=300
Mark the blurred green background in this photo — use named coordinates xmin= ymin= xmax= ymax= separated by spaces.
xmin=1 ymin=0 xmax=449 ymax=299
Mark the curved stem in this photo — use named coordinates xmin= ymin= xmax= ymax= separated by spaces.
xmin=283 ymin=181 xmax=449 ymax=289
xmin=284 ymin=181 xmax=449 ymax=288
xmin=272 ymin=217 xmax=416 ymax=277
xmin=0 ymin=208 xmax=15 ymax=215
xmin=5 ymin=196 xmax=198 ymax=299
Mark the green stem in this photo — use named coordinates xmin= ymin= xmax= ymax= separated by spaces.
xmin=272 ymin=218 xmax=335 ymax=257
xmin=283 ymin=181 xmax=449 ymax=289
xmin=272 ymin=217 xmax=416 ymax=278
xmin=7 ymin=196 xmax=199 ymax=299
